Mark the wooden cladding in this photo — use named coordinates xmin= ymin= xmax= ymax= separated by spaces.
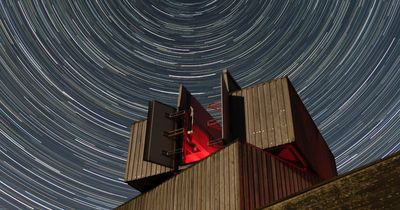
xmin=117 ymin=142 xmax=321 ymax=210
xmin=287 ymin=83 xmax=337 ymax=180
xmin=119 ymin=73 xmax=338 ymax=209
xmin=239 ymin=144 xmax=320 ymax=210
xmin=231 ymin=77 xmax=295 ymax=149
xmin=231 ymin=77 xmax=337 ymax=180
xmin=117 ymin=142 xmax=241 ymax=210
xmin=124 ymin=121 xmax=172 ymax=184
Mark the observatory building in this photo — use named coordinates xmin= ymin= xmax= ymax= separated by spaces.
xmin=115 ymin=71 xmax=399 ymax=210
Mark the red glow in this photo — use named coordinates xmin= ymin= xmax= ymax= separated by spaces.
xmin=268 ymin=144 xmax=309 ymax=170
xmin=182 ymin=125 xmax=222 ymax=164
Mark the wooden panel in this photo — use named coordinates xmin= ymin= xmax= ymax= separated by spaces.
xmin=124 ymin=121 xmax=172 ymax=184
xmin=262 ymin=152 xmax=400 ymax=210
xmin=143 ymin=101 xmax=176 ymax=168
xmin=230 ymin=77 xmax=336 ymax=180
xmin=222 ymin=69 xmax=241 ymax=92
xmin=239 ymin=143 xmax=321 ymax=210
xmin=231 ymin=77 xmax=294 ymax=149
xmin=281 ymin=79 xmax=295 ymax=143
xmin=118 ymin=142 xmax=322 ymax=210
xmin=117 ymin=142 xmax=241 ymax=210
xmin=221 ymin=69 xmax=241 ymax=144
xmin=287 ymin=81 xmax=337 ymax=180
xmin=221 ymin=73 xmax=231 ymax=142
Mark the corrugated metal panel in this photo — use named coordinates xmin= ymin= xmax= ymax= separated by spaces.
xmin=124 ymin=120 xmax=172 ymax=182
xmin=231 ymin=77 xmax=295 ymax=149
xmin=117 ymin=142 xmax=241 ymax=210
xmin=239 ymin=143 xmax=321 ymax=210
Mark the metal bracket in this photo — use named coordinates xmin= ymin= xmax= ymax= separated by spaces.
xmin=208 ymin=138 xmax=223 ymax=146
xmin=164 ymin=128 xmax=184 ymax=138
xmin=207 ymin=119 xmax=221 ymax=130
xmin=207 ymin=101 xmax=221 ymax=111
xmin=166 ymin=110 xmax=186 ymax=119
xmin=162 ymin=148 xmax=183 ymax=157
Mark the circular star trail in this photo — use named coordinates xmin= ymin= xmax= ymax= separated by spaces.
xmin=1 ymin=0 xmax=400 ymax=209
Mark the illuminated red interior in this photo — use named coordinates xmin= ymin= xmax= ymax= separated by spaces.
xmin=267 ymin=144 xmax=309 ymax=170
xmin=182 ymin=125 xmax=222 ymax=164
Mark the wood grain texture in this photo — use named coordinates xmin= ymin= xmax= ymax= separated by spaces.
xmin=239 ymin=144 xmax=321 ymax=210
xmin=117 ymin=142 xmax=322 ymax=210
xmin=117 ymin=142 xmax=241 ymax=210
xmin=231 ymin=78 xmax=294 ymax=149
xmin=231 ymin=77 xmax=336 ymax=180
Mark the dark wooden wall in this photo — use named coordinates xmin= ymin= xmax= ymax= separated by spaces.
xmin=287 ymin=82 xmax=337 ymax=179
xmin=239 ymin=144 xmax=321 ymax=210
xmin=117 ymin=142 xmax=241 ymax=210
xmin=124 ymin=121 xmax=172 ymax=184
xmin=117 ymin=142 xmax=322 ymax=210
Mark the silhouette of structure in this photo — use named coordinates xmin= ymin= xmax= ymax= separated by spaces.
xmin=117 ymin=70 xmax=339 ymax=209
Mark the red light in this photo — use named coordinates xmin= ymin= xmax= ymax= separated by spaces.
xmin=267 ymin=144 xmax=310 ymax=170
xmin=182 ymin=125 xmax=222 ymax=164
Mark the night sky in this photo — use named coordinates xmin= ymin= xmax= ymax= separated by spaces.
xmin=1 ymin=0 xmax=400 ymax=209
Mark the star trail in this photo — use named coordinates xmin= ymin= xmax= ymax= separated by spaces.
xmin=1 ymin=0 xmax=400 ymax=209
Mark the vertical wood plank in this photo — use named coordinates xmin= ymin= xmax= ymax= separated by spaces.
xmin=276 ymin=78 xmax=289 ymax=144
xmin=243 ymin=89 xmax=251 ymax=143
xmin=125 ymin=125 xmax=134 ymax=180
xmin=252 ymin=146 xmax=260 ymax=209
xmin=260 ymin=151 xmax=268 ymax=206
xmin=252 ymin=86 xmax=262 ymax=147
xmin=203 ymin=160 xmax=208 ymax=210
xmin=248 ymin=87 xmax=256 ymax=146
xmin=257 ymin=149 xmax=265 ymax=207
xmin=271 ymin=157 xmax=278 ymax=203
xmin=140 ymin=122 xmax=148 ymax=178
xmin=219 ymin=147 xmax=225 ymax=210
xmin=233 ymin=143 xmax=240 ymax=210
xmin=282 ymin=161 xmax=289 ymax=200
xmin=214 ymin=150 xmax=220 ymax=209
xmin=194 ymin=162 xmax=199 ymax=210
xmin=132 ymin=122 xmax=142 ymax=179
xmin=264 ymin=82 xmax=275 ymax=148
xmin=282 ymin=78 xmax=295 ymax=142
xmin=167 ymin=176 xmax=174 ymax=210
xmin=224 ymin=145 xmax=230 ymax=210
xmin=258 ymin=84 xmax=267 ymax=148
xmin=239 ymin=143 xmax=245 ymax=210
xmin=209 ymin=154 xmax=215 ymax=210
xmin=270 ymin=80 xmax=282 ymax=146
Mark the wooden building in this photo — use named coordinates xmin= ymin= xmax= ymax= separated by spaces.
xmin=117 ymin=141 xmax=321 ymax=210
xmin=227 ymin=76 xmax=336 ymax=180
xmin=118 ymin=71 xmax=339 ymax=209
